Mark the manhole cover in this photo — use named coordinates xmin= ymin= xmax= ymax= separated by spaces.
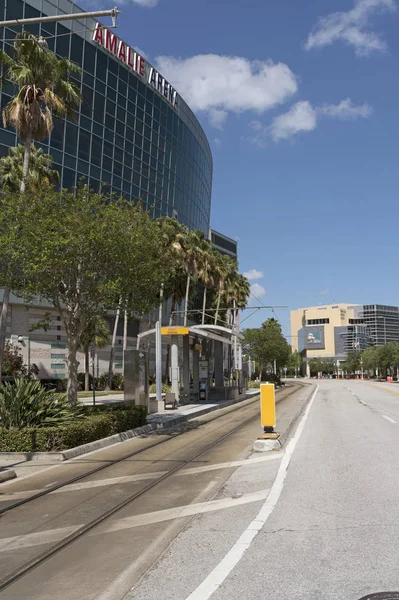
xmin=358 ymin=594 xmax=399 ymax=600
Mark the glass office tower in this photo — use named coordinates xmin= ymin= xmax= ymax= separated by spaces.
xmin=0 ymin=0 xmax=213 ymax=233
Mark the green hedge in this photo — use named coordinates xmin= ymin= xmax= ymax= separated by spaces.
xmin=0 ymin=405 xmax=147 ymax=452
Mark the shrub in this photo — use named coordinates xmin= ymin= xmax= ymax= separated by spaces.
xmin=0 ymin=405 xmax=147 ymax=452
xmin=149 ymin=382 xmax=171 ymax=394
xmin=0 ymin=378 xmax=79 ymax=430
xmin=40 ymin=378 xmax=68 ymax=392
xmin=260 ymin=373 xmax=282 ymax=386
xmin=113 ymin=374 xmax=124 ymax=390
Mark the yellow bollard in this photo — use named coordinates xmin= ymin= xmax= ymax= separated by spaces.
xmin=260 ymin=383 xmax=276 ymax=434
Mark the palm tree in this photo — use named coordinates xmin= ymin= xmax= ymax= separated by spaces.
xmin=197 ymin=241 xmax=216 ymax=325
xmin=213 ymin=254 xmax=236 ymax=325
xmin=224 ymin=271 xmax=251 ymax=329
xmin=178 ymin=229 xmax=204 ymax=327
xmin=78 ymin=315 xmax=110 ymax=391
xmin=0 ymin=32 xmax=81 ymax=193
xmin=156 ymin=217 xmax=188 ymax=326
xmin=0 ymin=144 xmax=59 ymax=192
xmin=0 ymin=32 xmax=81 ymax=381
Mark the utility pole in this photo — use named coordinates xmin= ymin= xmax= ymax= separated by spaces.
xmin=0 ymin=8 xmax=120 ymax=28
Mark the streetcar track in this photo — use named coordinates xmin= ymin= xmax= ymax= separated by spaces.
xmin=0 ymin=408 xmax=265 ymax=592
xmin=0 ymin=384 xmax=301 ymax=515
xmin=0 ymin=396 xmax=260 ymax=514
xmin=0 ymin=383 xmax=304 ymax=593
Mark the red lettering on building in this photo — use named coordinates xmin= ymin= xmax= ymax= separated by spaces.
xmin=92 ymin=23 xmax=104 ymax=46
xmin=118 ymin=41 xmax=127 ymax=63
xmin=127 ymin=47 xmax=135 ymax=69
xmin=105 ymin=29 xmax=118 ymax=55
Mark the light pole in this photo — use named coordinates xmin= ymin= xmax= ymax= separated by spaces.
xmin=0 ymin=8 xmax=120 ymax=28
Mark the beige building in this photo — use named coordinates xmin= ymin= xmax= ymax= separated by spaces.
xmin=290 ymin=303 xmax=360 ymax=360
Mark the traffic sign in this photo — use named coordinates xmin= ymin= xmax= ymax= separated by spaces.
xmin=161 ymin=327 xmax=189 ymax=335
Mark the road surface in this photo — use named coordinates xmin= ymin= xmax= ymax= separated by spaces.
xmin=129 ymin=380 xmax=399 ymax=600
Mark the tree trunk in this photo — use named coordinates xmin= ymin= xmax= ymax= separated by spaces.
xmin=202 ymin=287 xmax=207 ymax=325
xmin=214 ymin=285 xmax=222 ymax=325
xmin=0 ymin=287 xmax=10 ymax=381
xmin=107 ymin=304 xmax=121 ymax=390
xmin=169 ymin=297 xmax=176 ymax=326
xmin=84 ymin=346 xmax=90 ymax=392
xmin=183 ymin=274 xmax=190 ymax=327
xmin=20 ymin=136 xmax=32 ymax=194
xmin=66 ymin=341 xmax=80 ymax=406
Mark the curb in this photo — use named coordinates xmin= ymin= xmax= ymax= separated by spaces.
xmin=0 ymin=468 xmax=17 ymax=483
xmin=0 ymin=393 xmax=260 ymax=464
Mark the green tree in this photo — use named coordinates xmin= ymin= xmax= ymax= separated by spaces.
xmin=308 ymin=358 xmax=335 ymax=376
xmin=0 ymin=32 xmax=81 ymax=193
xmin=0 ymin=31 xmax=81 ymax=381
xmin=212 ymin=253 xmax=236 ymax=325
xmin=243 ymin=318 xmax=290 ymax=379
xmin=223 ymin=270 xmax=251 ymax=329
xmin=362 ymin=346 xmax=380 ymax=373
xmin=342 ymin=350 xmax=362 ymax=374
xmin=288 ymin=349 xmax=302 ymax=376
xmin=0 ymin=144 xmax=59 ymax=192
xmin=0 ymin=185 xmax=169 ymax=405
xmin=78 ymin=315 xmax=110 ymax=392
xmin=197 ymin=240 xmax=216 ymax=325
xmin=156 ymin=217 xmax=188 ymax=326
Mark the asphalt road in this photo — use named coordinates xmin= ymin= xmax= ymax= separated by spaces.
xmin=128 ymin=380 xmax=399 ymax=600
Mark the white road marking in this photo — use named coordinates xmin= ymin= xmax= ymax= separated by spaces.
xmin=0 ymin=453 xmax=281 ymax=502
xmin=96 ymin=480 xmax=221 ymax=600
xmin=0 ymin=489 xmax=269 ymax=553
xmin=98 ymin=489 xmax=269 ymax=535
xmin=185 ymin=384 xmax=319 ymax=600
xmin=382 ymin=415 xmax=397 ymax=424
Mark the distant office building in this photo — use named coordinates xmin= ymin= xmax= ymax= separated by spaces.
xmin=209 ymin=229 xmax=238 ymax=260
xmin=290 ymin=303 xmax=399 ymax=365
xmin=359 ymin=305 xmax=399 ymax=346
xmin=291 ymin=304 xmax=360 ymax=360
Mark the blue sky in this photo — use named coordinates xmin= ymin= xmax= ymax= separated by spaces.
xmin=83 ymin=0 xmax=399 ymax=336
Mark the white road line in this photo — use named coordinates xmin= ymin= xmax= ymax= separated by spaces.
xmin=0 ymin=454 xmax=281 ymax=502
xmin=382 ymin=415 xmax=397 ymax=424
xmin=98 ymin=489 xmax=269 ymax=535
xmin=0 ymin=489 xmax=269 ymax=553
xmin=185 ymin=384 xmax=319 ymax=600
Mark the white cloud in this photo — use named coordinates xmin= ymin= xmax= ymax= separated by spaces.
xmin=135 ymin=47 xmax=150 ymax=60
xmin=250 ymin=283 xmax=266 ymax=300
xmin=320 ymin=98 xmax=373 ymax=119
xmin=270 ymin=101 xmax=317 ymax=142
xmin=248 ymin=98 xmax=372 ymax=144
xmin=208 ymin=108 xmax=228 ymax=130
xmin=320 ymin=289 xmax=330 ymax=295
xmin=213 ymin=138 xmax=222 ymax=147
xmin=305 ymin=0 xmax=396 ymax=56
xmin=130 ymin=0 xmax=158 ymax=6
xmin=155 ymin=54 xmax=298 ymax=127
xmin=248 ymin=120 xmax=263 ymax=131
xmin=244 ymin=269 xmax=264 ymax=280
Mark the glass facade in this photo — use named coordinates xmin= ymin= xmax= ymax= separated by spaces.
xmin=0 ymin=0 xmax=213 ymax=232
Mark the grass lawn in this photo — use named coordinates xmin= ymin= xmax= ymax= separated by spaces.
xmin=77 ymin=390 xmax=124 ymax=398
